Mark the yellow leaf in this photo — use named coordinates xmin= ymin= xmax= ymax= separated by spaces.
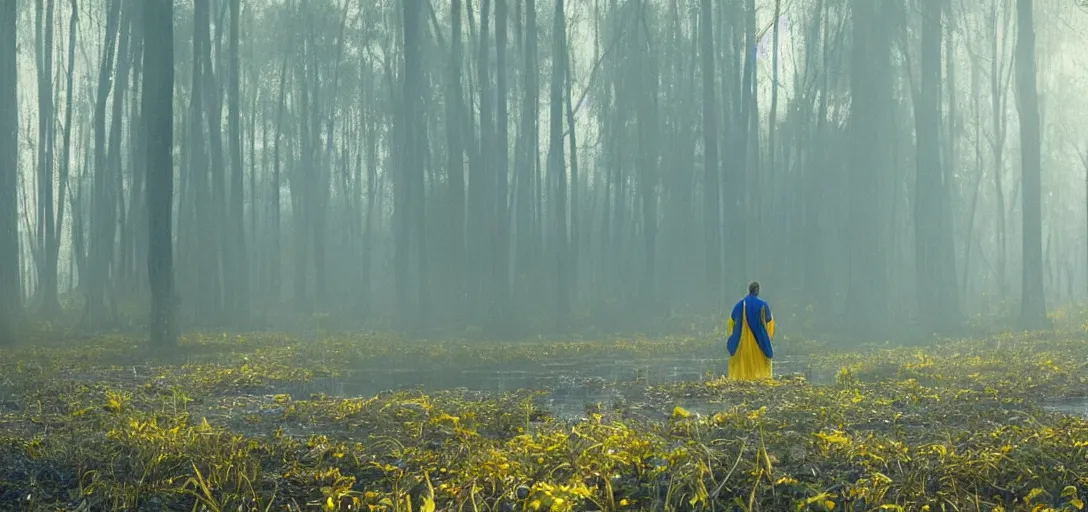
xmin=672 ymin=406 xmax=691 ymax=418
xmin=1072 ymin=498 xmax=1085 ymax=511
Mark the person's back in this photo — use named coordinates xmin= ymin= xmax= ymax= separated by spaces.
xmin=726 ymin=281 xmax=775 ymax=380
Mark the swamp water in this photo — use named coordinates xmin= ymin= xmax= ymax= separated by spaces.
xmin=1042 ymin=396 xmax=1088 ymax=418
xmin=279 ymin=356 xmax=831 ymax=421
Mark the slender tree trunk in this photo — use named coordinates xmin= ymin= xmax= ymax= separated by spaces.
xmin=1014 ymin=0 xmax=1047 ymax=329
xmin=914 ymin=0 xmax=960 ymax=334
xmin=37 ymin=0 xmax=61 ymax=315
xmin=493 ymin=0 xmax=511 ymax=332
xmin=401 ymin=0 xmax=426 ymax=330
xmin=145 ymin=0 xmax=177 ymax=346
xmin=562 ymin=12 xmax=579 ymax=314
xmin=199 ymin=0 xmax=228 ymax=320
xmin=699 ymin=0 xmax=721 ymax=305
xmin=0 ymin=0 xmax=20 ymax=343
xmin=86 ymin=0 xmax=123 ymax=327
xmin=227 ymin=0 xmax=249 ymax=323
xmin=962 ymin=58 xmax=985 ymax=299
xmin=767 ymin=0 xmax=781 ymax=279
xmin=446 ymin=0 xmax=466 ymax=322
xmin=54 ymin=0 xmax=77 ymax=311
xmin=516 ymin=0 xmax=538 ymax=309
xmin=271 ymin=52 xmax=288 ymax=306
xmin=550 ymin=0 xmax=569 ymax=332
xmin=846 ymin=0 xmax=892 ymax=338
xmin=990 ymin=0 xmax=1013 ymax=297
xmin=636 ymin=3 xmax=659 ymax=316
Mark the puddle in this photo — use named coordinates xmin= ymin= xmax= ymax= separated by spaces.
xmin=1042 ymin=397 xmax=1088 ymax=418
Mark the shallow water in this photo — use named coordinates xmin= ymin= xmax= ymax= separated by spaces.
xmin=1042 ymin=397 xmax=1088 ymax=418
xmin=280 ymin=355 xmax=831 ymax=420
xmin=286 ymin=356 xmax=817 ymax=395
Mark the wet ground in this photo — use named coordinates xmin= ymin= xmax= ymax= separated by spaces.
xmin=276 ymin=355 xmax=828 ymax=421
xmin=275 ymin=355 xmax=1088 ymax=423
xmin=1043 ymin=396 xmax=1088 ymax=417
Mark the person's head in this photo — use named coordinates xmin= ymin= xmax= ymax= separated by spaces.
xmin=748 ymin=281 xmax=760 ymax=296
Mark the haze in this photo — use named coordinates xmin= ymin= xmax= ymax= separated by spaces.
xmin=1 ymin=0 xmax=1088 ymax=345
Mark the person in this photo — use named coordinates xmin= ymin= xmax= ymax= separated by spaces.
xmin=726 ymin=281 xmax=776 ymax=380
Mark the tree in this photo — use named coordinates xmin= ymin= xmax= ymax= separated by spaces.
xmin=699 ymin=0 xmax=721 ymax=304
xmin=446 ymin=0 xmax=466 ymax=320
xmin=1015 ymin=0 xmax=1047 ymax=330
xmin=913 ymin=0 xmax=961 ymax=334
xmin=86 ymin=0 xmax=123 ymax=327
xmin=492 ymin=0 xmax=511 ymax=333
xmin=846 ymin=0 xmax=893 ymax=338
xmin=400 ymin=0 xmax=426 ymax=330
xmin=0 ymin=0 xmax=19 ymax=343
xmin=227 ymin=0 xmax=249 ymax=323
xmin=550 ymin=0 xmax=570 ymax=331
xmin=145 ymin=0 xmax=177 ymax=346
xmin=35 ymin=0 xmax=61 ymax=315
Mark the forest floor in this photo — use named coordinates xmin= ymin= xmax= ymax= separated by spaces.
xmin=0 ymin=329 xmax=1087 ymax=511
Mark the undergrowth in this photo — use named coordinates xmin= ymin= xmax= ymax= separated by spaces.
xmin=0 ymin=330 xmax=1086 ymax=511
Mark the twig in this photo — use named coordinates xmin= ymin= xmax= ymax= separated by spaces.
xmin=710 ymin=441 xmax=747 ymax=499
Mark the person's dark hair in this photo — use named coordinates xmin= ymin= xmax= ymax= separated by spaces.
xmin=748 ymin=281 xmax=760 ymax=296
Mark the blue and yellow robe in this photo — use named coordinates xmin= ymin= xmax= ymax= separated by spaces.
xmin=726 ymin=294 xmax=775 ymax=380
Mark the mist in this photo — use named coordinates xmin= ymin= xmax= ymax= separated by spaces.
xmin=1 ymin=0 xmax=1087 ymax=344
xmin=3 ymin=1 xmax=1088 ymax=509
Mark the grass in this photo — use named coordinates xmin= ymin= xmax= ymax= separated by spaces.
xmin=0 ymin=328 xmax=1086 ymax=511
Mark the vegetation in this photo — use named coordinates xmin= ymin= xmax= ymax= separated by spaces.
xmin=2 ymin=0 xmax=1088 ymax=343
xmin=1 ymin=324 xmax=1087 ymax=511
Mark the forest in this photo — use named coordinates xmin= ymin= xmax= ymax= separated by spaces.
xmin=1 ymin=0 xmax=1088 ymax=510
xmin=0 ymin=0 xmax=1083 ymax=342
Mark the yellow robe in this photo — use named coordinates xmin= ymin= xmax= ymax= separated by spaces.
xmin=726 ymin=303 xmax=775 ymax=381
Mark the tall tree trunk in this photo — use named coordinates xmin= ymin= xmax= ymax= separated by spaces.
xmin=699 ymin=0 xmax=721 ymax=305
xmin=562 ymin=10 xmax=579 ymax=315
xmin=516 ymin=0 xmax=538 ymax=307
xmin=766 ymin=0 xmax=781 ymax=279
xmin=145 ymin=0 xmax=177 ymax=346
xmin=493 ymin=0 xmax=511 ymax=332
xmin=1014 ymin=0 xmax=1047 ymax=329
xmin=271 ymin=51 xmax=288 ymax=307
xmin=550 ymin=0 xmax=569 ymax=331
xmin=846 ymin=0 xmax=892 ymax=338
xmin=86 ymin=0 xmax=123 ymax=327
xmin=636 ymin=3 xmax=659 ymax=317
xmin=36 ymin=0 xmax=61 ymax=315
xmin=990 ymin=0 xmax=1013 ymax=297
xmin=471 ymin=0 xmax=493 ymax=322
xmin=199 ymin=0 xmax=228 ymax=321
xmin=914 ymin=0 xmax=960 ymax=334
xmin=446 ymin=0 xmax=466 ymax=322
xmin=227 ymin=0 xmax=249 ymax=323
xmin=0 ymin=0 xmax=20 ymax=343
xmin=962 ymin=58 xmax=985 ymax=299
xmin=104 ymin=1 xmax=134 ymax=315
xmin=401 ymin=0 xmax=426 ymax=330
xmin=54 ymin=0 xmax=78 ymax=312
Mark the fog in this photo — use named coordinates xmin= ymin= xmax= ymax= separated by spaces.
xmin=2 ymin=0 xmax=1088 ymax=345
